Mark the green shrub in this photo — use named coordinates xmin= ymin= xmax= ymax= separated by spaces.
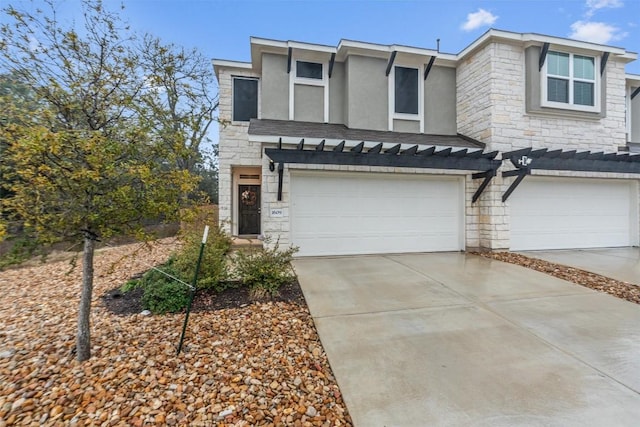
xmin=234 ymin=239 xmax=298 ymax=299
xmin=120 ymin=278 xmax=141 ymax=293
xmin=0 ymin=234 xmax=41 ymax=270
xmin=138 ymin=262 xmax=190 ymax=314
xmin=118 ymin=227 xmax=233 ymax=315
xmin=173 ymin=227 xmax=231 ymax=290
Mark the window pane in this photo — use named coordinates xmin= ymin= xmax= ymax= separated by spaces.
xmin=395 ymin=66 xmax=419 ymax=114
xmin=296 ymin=61 xmax=323 ymax=79
xmin=574 ymin=81 xmax=594 ymax=106
xmin=233 ymin=78 xmax=258 ymax=122
xmin=548 ymin=77 xmax=569 ymax=103
xmin=574 ymin=55 xmax=595 ymax=80
xmin=547 ymin=52 xmax=569 ymax=77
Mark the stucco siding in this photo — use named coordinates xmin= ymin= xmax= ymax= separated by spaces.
xmin=631 ymin=91 xmax=640 ymax=142
xmin=261 ymin=53 xmax=289 ymax=120
xmin=393 ymin=119 xmax=420 ymax=133
xmin=346 ymin=55 xmax=388 ymax=131
xmin=329 ymin=61 xmax=345 ymax=124
xmin=294 ymin=84 xmax=324 ymax=122
xmin=425 ymin=66 xmax=457 ymax=135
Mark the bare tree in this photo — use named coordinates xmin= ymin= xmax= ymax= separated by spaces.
xmin=138 ymin=35 xmax=218 ymax=174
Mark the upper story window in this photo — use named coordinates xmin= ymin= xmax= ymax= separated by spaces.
xmin=296 ymin=61 xmax=323 ymax=80
xmin=542 ymin=51 xmax=599 ymax=112
xmin=388 ymin=64 xmax=424 ymax=132
xmin=289 ymin=58 xmax=329 ymax=122
xmin=395 ymin=66 xmax=419 ymax=114
xmin=232 ymin=77 xmax=258 ymax=122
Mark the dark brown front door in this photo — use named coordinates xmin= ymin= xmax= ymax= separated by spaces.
xmin=238 ymin=184 xmax=261 ymax=235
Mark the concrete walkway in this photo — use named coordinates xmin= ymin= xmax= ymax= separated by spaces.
xmin=293 ymin=253 xmax=640 ymax=426
xmin=520 ymin=248 xmax=640 ymax=284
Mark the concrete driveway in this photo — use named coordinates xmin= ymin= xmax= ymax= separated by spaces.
xmin=520 ymin=248 xmax=640 ymax=284
xmin=293 ymin=253 xmax=640 ymax=426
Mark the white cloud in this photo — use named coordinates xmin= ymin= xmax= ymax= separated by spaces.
xmin=585 ymin=0 xmax=623 ymax=18
xmin=569 ymin=20 xmax=627 ymax=44
xmin=461 ymin=9 xmax=498 ymax=32
xmin=28 ymin=35 xmax=40 ymax=52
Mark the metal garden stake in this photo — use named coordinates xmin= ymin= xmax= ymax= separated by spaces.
xmin=177 ymin=225 xmax=209 ymax=354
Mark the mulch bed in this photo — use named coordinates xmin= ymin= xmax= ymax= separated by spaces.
xmin=475 ymin=251 xmax=640 ymax=305
xmin=0 ymin=239 xmax=352 ymax=426
xmin=102 ymin=279 xmax=307 ymax=315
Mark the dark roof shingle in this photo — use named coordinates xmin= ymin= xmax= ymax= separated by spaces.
xmin=248 ymin=119 xmax=484 ymax=149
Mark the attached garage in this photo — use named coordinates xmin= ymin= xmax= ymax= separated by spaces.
xmin=510 ymin=177 xmax=639 ymax=250
xmin=290 ymin=171 xmax=464 ymax=256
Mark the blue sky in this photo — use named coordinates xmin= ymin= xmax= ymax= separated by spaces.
xmin=4 ymin=0 xmax=640 ymax=74
xmin=122 ymin=0 xmax=640 ymax=74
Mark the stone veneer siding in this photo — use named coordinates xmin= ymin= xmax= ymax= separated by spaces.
xmin=217 ymin=67 xmax=263 ymax=234
xmin=457 ymin=41 xmax=635 ymax=250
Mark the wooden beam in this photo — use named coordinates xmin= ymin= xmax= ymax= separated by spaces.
xmin=385 ymin=51 xmax=397 ymax=77
xmin=368 ymin=143 xmax=383 ymax=154
xmin=401 ymin=145 xmax=419 ymax=156
xmin=600 ymin=52 xmax=609 ymax=76
xmin=539 ymin=42 xmax=550 ymax=71
xmin=434 ymin=147 xmax=452 ymax=157
xmin=472 ymin=170 xmax=496 ymax=203
xmin=384 ymin=144 xmax=401 ymax=154
xmin=502 ymin=170 xmax=529 ymax=202
xmin=328 ymin=52 xmax=336 ymax=78
xmin=350 ymin=142 xmax=365 ymax=153
xmin=418 ymin=146 xmax=436 ymax=156
xmin=424 ymin=55 xmax=436 ymax=80
xmin=277 ymin=163 xmax=284 ymax=201
xmin=264 ymin=148 xmax=502 ymax=172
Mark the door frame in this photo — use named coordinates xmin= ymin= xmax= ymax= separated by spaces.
xmin=232 ymin=167 xmax=262 ymax=236
xmin=238 ymin=184 xmax=261 ymax=235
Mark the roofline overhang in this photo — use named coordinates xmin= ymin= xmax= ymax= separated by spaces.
xmin=458 ymin=29 xmax=636 ymax=62
xmin=627 ymin=73 xmax=640 ymax=87
xmin=211 ymin=59 xmax=253 ymax=79
xmin=214 ymin=29 xmax=637 ymax=77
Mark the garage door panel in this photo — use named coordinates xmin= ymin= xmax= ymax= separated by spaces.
xmin=510 ymin=178 xmax=637 ymax=250
xmin=290 ymin=172 xmax=463 ymax=256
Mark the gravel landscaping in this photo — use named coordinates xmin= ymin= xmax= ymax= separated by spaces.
xmin=475 ymin=251 xmax=640 ymax=305
xmin=0 ymin=238 xmax=352 ymax=426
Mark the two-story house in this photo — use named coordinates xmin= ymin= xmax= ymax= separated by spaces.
xmin=213 ymin=29 xmax=640 ymax=256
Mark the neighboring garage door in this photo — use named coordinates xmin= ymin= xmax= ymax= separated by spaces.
xmin=510 ymin=177 xmax=638 ymax=250
xmin=290 ymin=171 xmax=464 ymax=256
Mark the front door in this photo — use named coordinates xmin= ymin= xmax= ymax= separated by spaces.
xmin=238 ymin=184 xmax=261 ymax=235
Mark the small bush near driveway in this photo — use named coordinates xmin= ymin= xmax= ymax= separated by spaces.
xmin=234 ymin=240 xmax=299 ymax=299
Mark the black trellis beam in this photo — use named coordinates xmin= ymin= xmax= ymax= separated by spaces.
xmin=471 ymin=169 xmax=497 ymax=203
xmin=502 ymin=169 xmax=530 ymax=202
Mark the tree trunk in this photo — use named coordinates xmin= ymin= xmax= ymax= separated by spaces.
xmin=76 ymin=236 xmax=95 ymax=362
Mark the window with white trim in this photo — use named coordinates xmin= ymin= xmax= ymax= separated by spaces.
xmin=542 ymin=51 xmax=599 ymax=112
xmin=395 ymin=66 xmax=419 ymax=114
xmin=388 ymin=64 xmax=424 ymax=132
xmin=289 ymin=58 xmax=329 ymax=122
xmin=232 ymin=77 xmax=258 ymax=122
xmin=296 ymin=61 xmax=323 ymax=80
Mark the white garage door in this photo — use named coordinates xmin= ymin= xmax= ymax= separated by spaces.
xmin=290 ymin=171 xmax=464 ymax=256
xmin=510 ymin=177 xmax=638 ymax=250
